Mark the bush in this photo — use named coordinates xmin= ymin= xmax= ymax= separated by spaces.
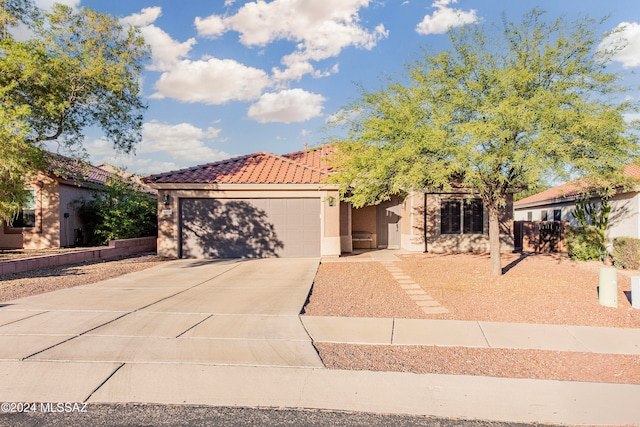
xmin=76 ymin=177 xmax=157 ymax=246
xmin=565 ymin=226 xmax=601 ymax=261
xmin=612 ymin=237 xmax=640 ymax=269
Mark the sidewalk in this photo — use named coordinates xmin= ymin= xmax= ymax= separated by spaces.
xmin=1 ymin=257 xmax=639 ymax=426
xmin=301 ymin=316 xmax=640 ymax=354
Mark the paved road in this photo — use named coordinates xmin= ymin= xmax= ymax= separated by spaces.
xmin=0 ymin=404 xmax=557 ymax=427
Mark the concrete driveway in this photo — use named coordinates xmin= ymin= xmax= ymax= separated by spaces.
xmin=0 ymin=258 xmax=323 ymax=402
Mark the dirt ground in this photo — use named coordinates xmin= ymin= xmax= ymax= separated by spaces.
xmin=305 ymin=252 xmax=640 ymax=385
xmin=0 ymin=254 xmax=167 ymax=302
xmin=305 ymin=252 xmax=640 ymax=328
xmin=3 ymin=250 xmax=639 ymax=385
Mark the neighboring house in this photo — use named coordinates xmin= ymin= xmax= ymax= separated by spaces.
xmin=143 ymin=146 xmax=514 ymax=259
xmin=514 ymin=164 xmax=640 ymax=240
xmin=96 ymin=162 xmax=157 ymax=196
xmin=0 ymin=153 xmax=112 ymax=249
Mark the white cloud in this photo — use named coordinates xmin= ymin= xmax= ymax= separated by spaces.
xmin=121 ymin=8 xmax=196 ymax=72
xmin=140 ymin=25 xmax=197 ymax=71
xmin=138 ymin=121 xmax=229 ymax=163
xmin=599 ymin=22 xmax=640 ymax=68
xmin=247 ymin=89 xmax=325 ymax=123
xmin=416 ymin=0 xmax=479 ymax=35
xmin=35 ymin=0 xmax=79 ymax=11
xmin=120 ymin=6 xmax=161 ymax=27
xmin=194 ymin=15 xmax=227 ymax=39
xmin=195 ymin=0 xmax=387 ymax=82
xmin=152 ymin=58 xmax=270 ymax=104
xmin=10 ymin=0 xmax=80 ymax=40
xmin=84 ymin=121 xmax=232 ymax=174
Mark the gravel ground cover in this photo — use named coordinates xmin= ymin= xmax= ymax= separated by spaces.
xmin=316 ymin=344 xmax=640 ymax=385
xmin=305 ymin=252 xmax=640 ymax=385
xmin=0 ymin=254 xmax=167 ymax=302
xmin=305 ymin=252 xmax=640 ymax=327
xmin=4 ymin=250 xmax=639 ymax=386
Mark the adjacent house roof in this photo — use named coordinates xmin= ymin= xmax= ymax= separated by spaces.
xmin=515 ymin=163 xmax=640 ymax=208
xmin=143 ymin=151 xmax=331 ymax=185
xmin=46 ymin=152 xmax=112 ymax=186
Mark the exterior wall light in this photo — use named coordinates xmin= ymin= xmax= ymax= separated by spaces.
xmin=163 ymin=194 xmax=170 ymax=207
xmin=327 ymin=196 xmax=335 ymax=207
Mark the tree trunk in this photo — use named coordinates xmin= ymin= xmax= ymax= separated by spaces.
xmin=488 ymin=206 xmax=502 ymax=276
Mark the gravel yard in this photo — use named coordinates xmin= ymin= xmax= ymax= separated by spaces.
xmin=0 ymin=254 xmax=167 ymax=302
xmin=305 ymin=252 xmax=640 ymax=385
xmin=305 ymin=252 xmax=640 ymax=328
xmin=3 ymin=250 xmax=639 ymax=386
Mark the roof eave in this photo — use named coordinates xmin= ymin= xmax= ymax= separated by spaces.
xmin=146 ymin=182 xmax=339 ymax=191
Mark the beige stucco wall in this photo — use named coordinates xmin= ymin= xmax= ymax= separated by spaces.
xmin=153 ymin=186 xmax=341 ymax=258
xmin=351 ymin=205 xmax=377 ymax=248
xmin=0 ymin=174 xmax=62 ymax=250
xmin=424 ymin=193 xmax=514 ymax=253
xmin=514 ymin=191 xmax=640 ymax=240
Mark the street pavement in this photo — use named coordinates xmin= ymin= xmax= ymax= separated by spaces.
xmin=0 ymin=257 xmax=638 ymax=426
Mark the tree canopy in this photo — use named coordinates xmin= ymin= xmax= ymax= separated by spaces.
xmin=0 ymin=2 xmax=149 ymax=222
xmin=328 ymin=8 xmax=640 ymax=275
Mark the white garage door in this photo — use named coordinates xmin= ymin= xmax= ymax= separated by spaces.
xmin=180 ymin=198 xmax=321 ymax=258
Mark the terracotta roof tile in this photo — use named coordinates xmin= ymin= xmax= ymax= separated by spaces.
xmin=283 ymin=145 xmax=335 ymax=172
xmin=46 ymin=152 xmax=112 ymax=186
xmin=144 ymin=152 xmax=329 ymax=185
xmin=515 ymin=163 xmax=640 ymax=206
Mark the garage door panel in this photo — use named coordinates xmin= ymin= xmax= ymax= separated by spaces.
xmin=180 ymin=198 xmax=320 ymax=259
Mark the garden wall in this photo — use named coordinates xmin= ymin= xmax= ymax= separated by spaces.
xmin=0 ymin=237 xmax=156 ymax=275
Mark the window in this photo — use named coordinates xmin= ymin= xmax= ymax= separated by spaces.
xmin=527 ymin=211 xmax=533 ymax=221
xmin=553 ymin=209 xmax=562 ymax=221
xmin=441 ymin=198 xmax=484 ymax=235
xmin=10 ymin=190 xmax=36 ymax=228
xmin=541 ymin=210 xmax=549 ymax=221
xmin=440 ymin=200 xmax=461 ymax=234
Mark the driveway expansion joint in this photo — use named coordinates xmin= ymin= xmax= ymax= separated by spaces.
xmin=84 ymin=362 xmax=126 ymax=403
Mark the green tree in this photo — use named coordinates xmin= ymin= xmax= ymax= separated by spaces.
xmin=570 ymin=194 xmax=611 ymax=256
xmin=329 ymin=9 xmax=639 ymax=276
xmin=76 ymin=177 xmax=157 ymax=246
xmin=0 ymin=3 xmax=149 ymax=222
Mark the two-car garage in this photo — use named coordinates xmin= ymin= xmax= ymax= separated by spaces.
xmin=145 ymin=150 xmax=341 ymax=259
xmin=179 ymin=198 xmax=321 ymax=259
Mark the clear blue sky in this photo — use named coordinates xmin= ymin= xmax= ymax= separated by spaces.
xmin=34 ymin=0 xmax=640 ymax=175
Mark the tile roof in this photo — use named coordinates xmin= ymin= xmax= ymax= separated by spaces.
xmin=46 ymin=152 xmax=112 ymax=186
xmin=515 ymin=163 xmax=640 ymax=207
xmin=144 ymin=152 xmax=330 ymax=185
xmin=283 ymin=145 xmax=336 ymax=172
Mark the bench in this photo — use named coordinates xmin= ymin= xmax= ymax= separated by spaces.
xmin=352 ymin=231 xmax=373 ymax=249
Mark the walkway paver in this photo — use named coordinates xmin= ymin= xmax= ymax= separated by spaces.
xmin=379 ymin=260 xmax=449 ymax=314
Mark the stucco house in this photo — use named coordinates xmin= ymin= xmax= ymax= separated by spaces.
xmin=514 ymin=164 xmax=640 ymax=241
xmin=0 ymin=153 xmax=113 ymax=249
xmin=144 ymin=146 xmax=514 ymax=259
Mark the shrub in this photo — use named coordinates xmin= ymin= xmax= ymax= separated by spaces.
xmin=76 ymin=177 xmax=157 ymax=246
xmin=565 ymin=226 xmax=601 ymax=261
xmin=612 ymin=237 xmax=640 ymax=269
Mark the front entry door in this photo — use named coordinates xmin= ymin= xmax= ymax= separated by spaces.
xmin=377 ymin=199 xmax=401 ymax=249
